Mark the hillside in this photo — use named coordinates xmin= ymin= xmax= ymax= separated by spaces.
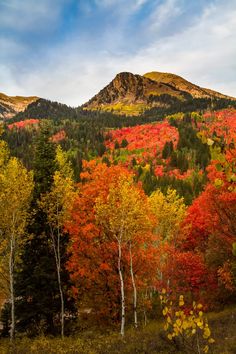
xmin=0 ymin=92 xmax=38 ymax=120
xmin=83 ymin=71 xmax=236 ymax=116
xmin=12 ymin=98 xmax=78 ymax=122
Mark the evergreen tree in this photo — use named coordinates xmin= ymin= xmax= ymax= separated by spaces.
xmin=120 ymin=138 xmax=128 ymax=148
xmin=162 ymin=141 xmax=174 ymax=159
xmin=114 ymin=140 xmax=120 ymax=149
xmin=15 ymin=124 xmax=61 ymax=336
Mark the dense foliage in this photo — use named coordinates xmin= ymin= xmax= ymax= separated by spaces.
xmin=1 ymin=107 xmax=236 ymax=353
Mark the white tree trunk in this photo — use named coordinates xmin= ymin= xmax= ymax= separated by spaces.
xmin=9 ymin=233 xmax=15 ymax=341
xmin=57 ymin=224 xmax=65 ymax=338
xmin=129 ymin=243 xmax=138 ymax=328
xmin=118 ymin=240 xmax=125 ymax=336
xmin=56 ymin=261 xmax=64 ymax=338
xmin=51 ymin=214 xmax=65 ymax=338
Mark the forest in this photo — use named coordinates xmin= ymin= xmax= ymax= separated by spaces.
xmin=0 ymin=107 xmax=236 ymax=353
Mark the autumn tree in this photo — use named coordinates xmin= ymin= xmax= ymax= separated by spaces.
xmin=66 ymin=162 xmax=130 ymax=324
xmin=181 ymin=145 xmax=236 ymax=305
xmin=149 ymin=188 xmax=186 ymax=245
xmin=149 ymin=188 xmax=188 ymax=295
xmin=66 ymin=161 xmax=157 ymax=330
xmin=95 ymin=175 xmax=153 ymax=333
xmin=0 ymin=145 xmax=33 ymax=341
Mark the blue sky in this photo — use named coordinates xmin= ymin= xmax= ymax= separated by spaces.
xmin=0 ymin=0 xmax=236 ymax=105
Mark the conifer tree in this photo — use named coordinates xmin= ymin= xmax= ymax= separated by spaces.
xmin=15 ymin=123 xmax=59 ymax=335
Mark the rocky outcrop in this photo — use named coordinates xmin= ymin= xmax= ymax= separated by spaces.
xmin=0 ymin=93 xmax=38 ymax=120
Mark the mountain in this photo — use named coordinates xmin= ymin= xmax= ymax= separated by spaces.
xmin=2 ymin=71 xmax=236 ymax=121
xmin=0 ymin=92 xmax=38 ymax=120
xmin=83 ymin=71 xmax=235 ymax=116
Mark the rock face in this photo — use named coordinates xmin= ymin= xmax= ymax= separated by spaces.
xmin=83 ymin=71 xmax=235 ymax=115
xmin=85 ymin=72 xmax=187 ymax=105
xmin=0 ymin=92 xmax=38 ymax=120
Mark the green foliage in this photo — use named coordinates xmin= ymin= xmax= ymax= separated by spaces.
xmin=162 ymin=141 xmax=174 ymax=159
xmin=14 ymin=125 xmax=61 ymax=336
xmin=154 ymin=173 xmax=206 ymax=205
xmin=120 ymin=138 xmax=128 ymax=148
xmin=176 ymin=122 xmax=211 ymax=170
xmin=33 ymin=123 xmax=57 ymax=198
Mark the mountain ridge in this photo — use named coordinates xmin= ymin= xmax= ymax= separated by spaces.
xmin=83 ymin=71 xmax=235 ymax=116
xmin=1 ymin=71 xmax=236 ymax=121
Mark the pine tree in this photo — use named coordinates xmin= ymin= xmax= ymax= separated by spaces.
xmin=120 ymin=138 xmax=128 ymax=148
xmin=15 ymin=123 xmax=60 ymax=335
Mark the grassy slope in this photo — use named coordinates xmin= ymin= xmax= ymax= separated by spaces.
xmin=1 ymin=307 xmax=236 ymax=353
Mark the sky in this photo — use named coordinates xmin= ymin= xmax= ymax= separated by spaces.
xmin=0 ymin=0 xmax=236 ymax=106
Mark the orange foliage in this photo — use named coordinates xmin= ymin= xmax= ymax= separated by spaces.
xmin=65 ymin=161 xmax=159 ymax=322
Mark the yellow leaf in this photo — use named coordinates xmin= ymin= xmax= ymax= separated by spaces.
xmin=163 ymin=307 xmax=168 ymax=316
xmin=176 ymin=319 xmax=181 ymax=327
xmin=197 ymin=321 xmax=203 ymax=328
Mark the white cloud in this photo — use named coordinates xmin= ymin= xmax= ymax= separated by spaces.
xmin=1 ymin=0 xmax=236 ymax=105
xmin=148 ymin=0 xmax=183 ymax=32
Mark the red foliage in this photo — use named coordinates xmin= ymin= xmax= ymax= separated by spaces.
xmin=8 ymin=119 xmax=39 ymax=130
xmin=161 ymin=245 xmax=210 ymax=300
xmin=104 ymin=120 xmax=185 ymax=176
xmin=200 ymin=109 xmax=236 ymax=145
xmin=180 ymin=138 xmax=236 ymax=304
xmin=106 ymin=120 xmax=178 ymax=152
xmin=51 ymin=129 xmax=66 ymax=142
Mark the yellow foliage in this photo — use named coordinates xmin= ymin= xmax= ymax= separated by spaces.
xmin=0 ymin=153 xmax=33 ymax=302
xmin=40 ymin=146 xmax=76 ymax=230
xmin=160 ymin=290 xmax=215 ymax=353
xmin=95 ymin=174 xmax=151 ymax=243
xmin=149 ymin=188 xmax=186 ymax=243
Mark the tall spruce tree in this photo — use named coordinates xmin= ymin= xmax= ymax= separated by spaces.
xmin=14 ymin=123 xmax=60 ymax=335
